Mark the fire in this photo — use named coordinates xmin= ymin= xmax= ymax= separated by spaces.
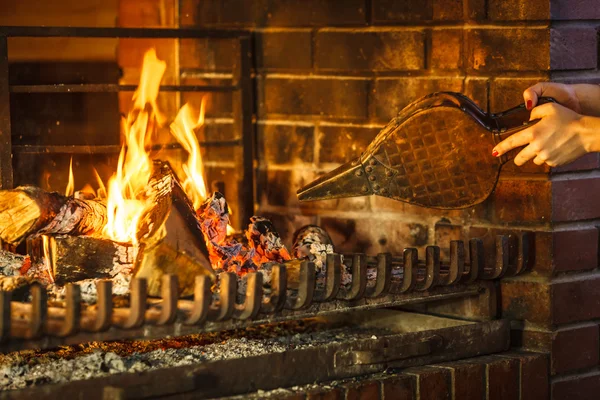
xmin=169 ymin=100 xmax=208 ymax=209
xmin=65 ymin=158 xmax=74 ymax=197
xmin=104 ymin=49 xmax=166 ymax=244
xmin=42 ymin=235 xmax=56 ymax=284
xmin=102 ymin=48 xmax=213 ymax=244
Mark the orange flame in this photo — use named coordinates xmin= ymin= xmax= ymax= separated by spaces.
xmin=42 ymin=235 xmax=56 ymax=284
xmin=169 ymin=100 xmax=208 ymax=209
xmin=65 ymin=157 xmax=74 ymax=197
xmin=104 ymin=48 xmax=166 ymax=244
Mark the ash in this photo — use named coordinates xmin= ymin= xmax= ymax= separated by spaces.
xmin=0 ymin=322 xmax=391 ymax=391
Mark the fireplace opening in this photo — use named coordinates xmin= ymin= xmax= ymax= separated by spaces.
xmin=1 ymin=0 xmax=598 ymax=398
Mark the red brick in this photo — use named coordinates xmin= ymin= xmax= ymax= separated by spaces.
xmin=431 ymin=29 xmax=463 ymax=70
xmin=490 ymin=179 xmax=552 ymax=225
xmin=320 ymin=217 xmax=429 ymax=255
xmin=518 ymin=352 xmax=550 ymax=400
xmin=256 ymin=30 xmax=312 ymax=70
xmin=180 ymin=0 xmax=367 ymax=27
xmin=180 ymin=76 xmax=233 ymax=118
xmin=552 ymin=153 xmax=600 ymax=173
xmin=552 ymin=177 xmax=600 ymax=222
xmin=466 ymin=29 xmax=550 ymax=72
xmin=264 ymin=169 xmax=316 ymax=208
xmin=464 ymin=77 xmax=489 ymax=111
xmin=371 ymin=0 xmax=463 ymax=23
xmin=489 ymin=77 xmax=549 ymax=114
xmin=551 ymin=28 xmax=598 ymax=70
xmin=258 ymin=123 xmax=315 ymax=165
xmin=261 ymin=76 xmax=369 ymax=119
xmin=380 ymin=375 xmax=415 ymax=399
xmin=552 ymin=371 xmax=600 ymax=400
xmin=436 ymin=361 xmax=485 ymax=400
xmin=552 ymin=275 xmax=600 ymax=325
xmin=179 ymin=38 xmax=236 ymax=71
xmin=372 ymin=77 xmax=464 ymax=121
xmin=315 ymin=29 xmax=424 ymax=71
xmin=488 ymin=0 xmax=550 ymax=20
xmin=501 ymin=279 xmax=552 ymax=325
xmin=551 ymin=0 xmax=600 ymax=20
xmin=120 ymin=0 xmax=177 ymax=27
xmin=306 ymin=387 xmax=344 ymax=400
xmin=552 ymin=325 xmax=599 ymax=374
xmin=529 ymin=229 xmax=598 ymax=275
xmin=404 ymin=366 xmax=451 ymax=400
xmin=344 ymin=380 xmax=380 ymax=400
xmin=486 ymin=356 xmax=520 ymax=400
xmin=552 ymin=228 xmax=599 ymax=273
xmin=317 ymin=125 xmax=380 ymax=164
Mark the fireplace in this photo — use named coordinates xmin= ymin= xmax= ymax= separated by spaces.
xmin=0 ymin=0 xmax=599 ymax=399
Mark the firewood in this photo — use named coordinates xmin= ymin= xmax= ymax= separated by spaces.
xmin=27 ymin=235 xmax=137 ymax=286
xmin=197 ymin=192 xmax=256 ymax=274
xmin=291 ymin=225 xmax=334 ymax=272
xmin=134 ymin=161 xmax=214 ymax=297
xmin=0 ymin=186 xmax=65 ymax=245
xmin=136 ymin=161 xmax=174 ymax=247
xmin=37 ymin=198 xmax=107 ymax=238
xmin=0 ymin=185 xmax=109 ymax=245
xmin=246 ymin=216 xmax=292 ymax=265
xmin=0 ymin=248 xmax=32 ymax=276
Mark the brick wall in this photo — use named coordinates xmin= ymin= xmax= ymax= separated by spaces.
xmin=224 ymin=352 xmax=549 ymax=400
xmin=148 ymin=1 xmax=600 ymax=399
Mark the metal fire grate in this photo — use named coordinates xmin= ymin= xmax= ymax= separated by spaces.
xmin=0 ymin=233 xmax=530 ymax=353
xmin=0 ymin=25 xmax=255 ymax=230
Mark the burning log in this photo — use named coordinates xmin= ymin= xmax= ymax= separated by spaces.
xmin=0 ymin=186 xmax=108 ymax=245
xmin=27 ymin=235 xmax=137 ymax=286
xmin=292 ymin=225 xmax=335 ymax=272
xmin=197 ymin=192 xmax=255 ymax=274
xmin=134 ymin=161 xmax=214 ymax=297
xmin=0 ymin=248 xmax=31 ymax=276
xmin=246 ymin=216 xmax=292 ymax=265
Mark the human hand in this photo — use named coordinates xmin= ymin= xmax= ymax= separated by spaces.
xmin=492 ymin=102 xmax=591 ymax=167
xmin=523 ymin=82 xmax=582 ymax=113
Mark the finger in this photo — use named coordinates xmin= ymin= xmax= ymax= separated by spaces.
xmin=513 ymin=144 xmax=538 ymax=166
xmin=529 ymin=103 xmax=558 ymax=120
xmin=492 ymin=127 xmax=534 ymax=157
xmin=533 ymin=154 xmax=546 ymax=166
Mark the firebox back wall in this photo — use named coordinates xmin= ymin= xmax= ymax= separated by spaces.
xmin=174 ymin=0 xmax=560 ymax=256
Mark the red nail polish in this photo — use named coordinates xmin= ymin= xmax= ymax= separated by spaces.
xmin=526 ymin=100 xmax=532 ymax=110
xmin=492 ymin=150 xmax=499 ymax=157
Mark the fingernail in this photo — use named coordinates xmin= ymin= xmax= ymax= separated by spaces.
xmin=492 ymin=150 xmax=499 ymax=157
xmin=526 ymin=100 xmax=532 ymax=110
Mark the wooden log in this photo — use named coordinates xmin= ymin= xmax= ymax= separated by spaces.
xmin=134 ymin=160 xmax=214 ymax=297
xmin=0 ymin=248 xmax=31 ymax=276
xmin=0 ymin=186 xmax=65 ymax=245
xmin=37 ymin=197 xmax=107 ymax=238
xmin=27 ymin=235 xmax=137 ymax=286
xmin=0 ymin=185 xmax=108 ymax=245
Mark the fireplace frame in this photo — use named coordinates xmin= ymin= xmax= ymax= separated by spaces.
xmin=0 ymin=25 xmax=256 ymax=230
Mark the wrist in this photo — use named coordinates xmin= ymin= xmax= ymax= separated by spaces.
xmin=575 ymin=115 xmax=600 ymax=153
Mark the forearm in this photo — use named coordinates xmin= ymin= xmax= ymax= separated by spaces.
xmin=573 ymin=84 xmax=600 ymax=117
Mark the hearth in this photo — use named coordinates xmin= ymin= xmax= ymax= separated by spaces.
xmin=1 ymin=0 xmax=600 ymax=399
